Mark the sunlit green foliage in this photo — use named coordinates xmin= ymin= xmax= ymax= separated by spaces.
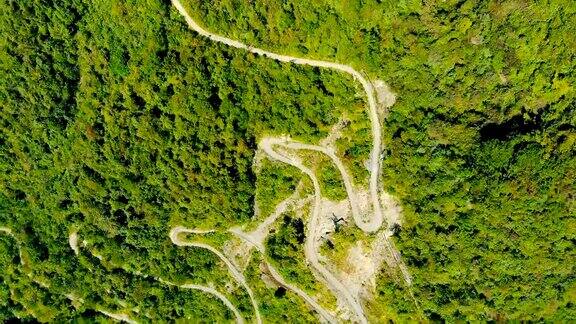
xmin=253 ymin=160 xmax=300 ymax=224
xmin=1 ymin=0 xmax=575 ymax=321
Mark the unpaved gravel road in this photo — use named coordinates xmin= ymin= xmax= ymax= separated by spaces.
xmin=159 ymin=278 xmax=244 ymax=324
xmin=232 ymin=193 xmax=311 ymax=251
xmin=2 ymin=228 xmax=142 ymax=324
xmin=230 ymin=228 xmax=336 ymax=323
xmin=261 ymin=137 xmax=366 ymax=230
xmin=229 ymin=195 xmax=336 ymax=322
xmin=98 ymin=311 xmax=138 ymax=324
xmin=83 ymin=232 xmax=246 ymax=324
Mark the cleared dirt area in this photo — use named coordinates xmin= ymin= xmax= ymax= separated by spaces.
xmin=373 ymin=80 xmax=396 ymax=111
xmin=68 ymin=231 xmax=79 ymax=255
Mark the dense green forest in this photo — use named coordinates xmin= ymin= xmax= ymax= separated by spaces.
xmin=1 ymin=0 xmax=575 ymax=322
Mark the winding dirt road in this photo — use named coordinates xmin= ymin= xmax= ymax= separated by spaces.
xmin=230 ymin=228 xmax=336 ymax=323
xmin=159 ymin=279 xmax=244 ymax=324
xmin=82 ymin=234 xmax=246 ymax=324
xmin=168 ymin=0 xmax=414 ymax=322
xmin=262 ymin=137 xmax=365 ymax=229
xmin=229 ymin=196 xmax=335 ymax=322
xmin=1 ymin=228 xmax=142 ymax=324
xmin=2 ymin=227 xmax=247 ymax=323
xmin=232 ymin=193 xmax=311 ymax=251
xmin=171 ymin=0 xmax=383 ymax=233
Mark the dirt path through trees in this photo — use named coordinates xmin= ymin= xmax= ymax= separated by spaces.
xmin=82 ymin=232 xmax=246 ymax=324
xmin=1 ymin=226 xmax=24 ymax=266
xmin=229 ymin=228 xmax=336 ymax=322
xmin=158 ymin=279 xmax=245 ymax=324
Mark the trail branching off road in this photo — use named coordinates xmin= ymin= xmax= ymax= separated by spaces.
xmin=2 ymin=228 xmax=141 ymax=324
xmin=260 ymin=137 xmax=368 ymax=323
xmin=230 ymin=227 xmax=336 ymax=323
xmin=169 ymin=227 xmax=261 ymax=324
xmin=262 ymin=137 xmax=365 ymax=229
xmin=265 ymin=137 xmax=412 ymax=286
xmin=231 ymin=193 xmax=311 ymax=251
xmin=98 ymin=311 xmax=138 ymax=324
xmin=1 ymin=226 xmax=24 ymax=266
xmin=159 ymin=279 xmax=244 ymax=324
xmin=82 ymin=233 xmax=245 ymax=324
xmin=229 ymin=197 xmax=336 ymax=323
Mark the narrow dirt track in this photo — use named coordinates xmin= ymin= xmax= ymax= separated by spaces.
xmin=180 ymin=284 xmax=244 ymax=324
xmin=2 ymin=229 xmax=246 ymax=324
xmin=233 ymin=193 xmax=312 ymax=251
xmin=230 ymin=196 xmax=294 ymax=252
xmin=262 ymin=137 xmax=365 ymax=229
xmin=81 ymin=234 xmax=246 ymax=324
xmin=98 ymin=311 xmax=138 ymax=324
xmin=1 ymin=228 xmax=142 ymax=324
xmin=1 ymin=227 xmax=24 ymax=266
xmin=169 ymin=227 xmax=261 ymax=324
xmin=159 ymin=279 xmax=245 ymax=324
xmin=228 ymin=195 xmax=336 ymax=322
